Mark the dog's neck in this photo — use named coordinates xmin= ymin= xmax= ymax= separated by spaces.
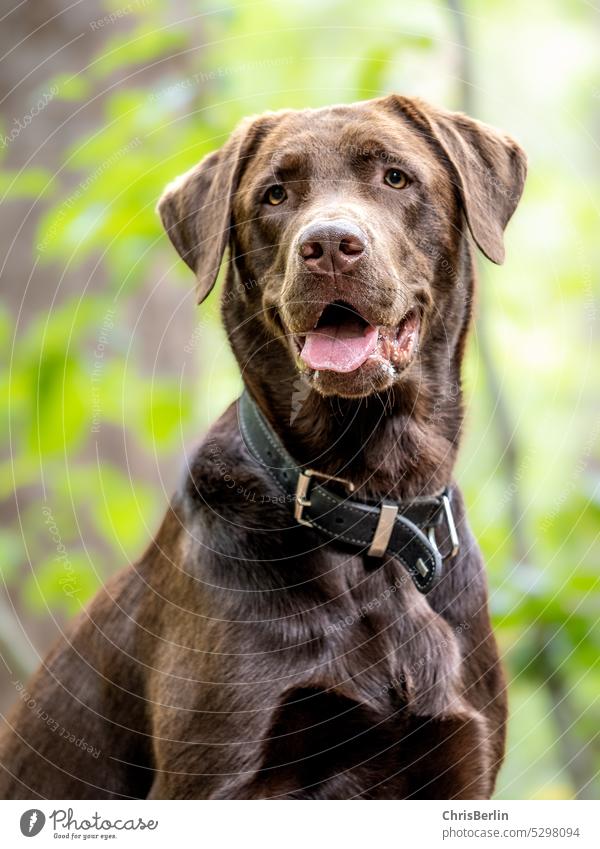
xmin=243 ymin=366 xmax=461 ymax=501
xmin=227 ymin=245 xmax=474 ymax=501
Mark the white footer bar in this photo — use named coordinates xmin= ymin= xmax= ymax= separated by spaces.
xmin=0 ymin=799 xmax=597 ymax=848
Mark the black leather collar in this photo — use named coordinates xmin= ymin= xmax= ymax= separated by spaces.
xmin=238 ymin=391 xmax=459 ymax=593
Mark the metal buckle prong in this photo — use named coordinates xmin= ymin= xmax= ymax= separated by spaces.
xmin=428 ymin=525 xmax=438 ymax=552
xmin=294 ymin=468 xmax=355 ymax=527
xmin=443 ymin=493 xmax=460 ymax=558
xmin=428 ymin=493 xmax=460 ymax=559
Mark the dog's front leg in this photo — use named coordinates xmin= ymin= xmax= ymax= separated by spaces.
xmin=0 ymin=572 xmax=155 ymax=799
xmin=402 ymin=712 xmax=494 ymax=800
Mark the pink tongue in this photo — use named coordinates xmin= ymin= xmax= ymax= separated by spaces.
xmin=301 ymin=321 xmax=378 ymax=373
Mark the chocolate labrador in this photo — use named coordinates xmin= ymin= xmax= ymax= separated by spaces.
xmin=0 ymin=94 xmax=526 ymax=799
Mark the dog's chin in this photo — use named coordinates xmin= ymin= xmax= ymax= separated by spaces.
xmin=291 ymin=308 xmax=421 ymax=399
xmin=304 ymin=357 xmax=409 ymax=398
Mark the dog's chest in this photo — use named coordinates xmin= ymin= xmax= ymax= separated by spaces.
xmin=151 ymin=546 xmax=464 ymax=798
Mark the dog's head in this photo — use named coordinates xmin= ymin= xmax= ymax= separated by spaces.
xmin=158 ymin=95 xmax=526 ymax=399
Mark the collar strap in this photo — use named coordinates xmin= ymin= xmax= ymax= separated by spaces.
xmin=238 ymin=391 xmax=459 ymax=593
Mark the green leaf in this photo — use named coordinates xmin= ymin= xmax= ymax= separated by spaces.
xmin=142 ymin=382 xmax=192 ymax=447
xmin=89 ymin=23 xmax=186 ymax=82
xmin=25 ymin=349 xmax=89 ymax=456
xmin=48 ymin=73 xmax=91 ymax=102
xmin=0 ymin=530 xmax=23 ymax=584
xmin=21 ymin=554 xmax=102 ymax=616
xmin=91 ymin=465 xmax=157 ymax=556
xmin=0 ymin=168 xmax=55 ymax=199
xmin=355 ymin=43 xmax=397 ymax=99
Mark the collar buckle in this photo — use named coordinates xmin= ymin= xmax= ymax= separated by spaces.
xmin=428 ymin=492 xmax=460 ymax=559
xmin=294 ymin=468 xmax=355 ymax=527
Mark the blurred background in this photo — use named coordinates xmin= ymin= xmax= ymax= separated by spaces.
xmin=0 ymin=0 xmax=598 ymax=799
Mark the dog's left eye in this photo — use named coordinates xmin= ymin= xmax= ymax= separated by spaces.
xmin=264 ymin=185 xmax=287 ymax=205
xmin=384 ymin=169 xmax=410 ymax=189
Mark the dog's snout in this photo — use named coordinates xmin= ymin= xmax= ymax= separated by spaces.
xmin=298 ymin=219 xmax=367 ymax=275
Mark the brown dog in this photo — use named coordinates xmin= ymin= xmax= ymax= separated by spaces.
xmin=0 ymin=94 xmax=526 ymax=799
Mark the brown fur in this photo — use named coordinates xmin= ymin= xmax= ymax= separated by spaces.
xmin=0 ymin=94 xmax=526 ymax=799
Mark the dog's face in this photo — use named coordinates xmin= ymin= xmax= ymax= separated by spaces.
xmin=159 ymin=95 xmax=526 ymax=399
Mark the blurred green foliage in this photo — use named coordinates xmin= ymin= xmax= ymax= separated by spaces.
xmin=1 ymin=0 xmax=598 ymax=799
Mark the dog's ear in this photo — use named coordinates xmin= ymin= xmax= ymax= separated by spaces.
xmin=387 ymin=96 xmax=527 ymax=264
xmin=157 ymin=116 xmax=268 ymax=303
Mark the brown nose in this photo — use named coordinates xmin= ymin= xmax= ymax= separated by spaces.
xmin=298 ymin=219 xmax=367 ymax=275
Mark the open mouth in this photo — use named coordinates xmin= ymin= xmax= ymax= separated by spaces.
xmin=295 ymin=300 xmax=420 ymax=375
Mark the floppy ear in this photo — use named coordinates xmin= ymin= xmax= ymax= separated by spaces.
xmin=157 ymin=116 xmax=267 ymax=303
xmin=388 ymin=96 xmax=527 ymax=264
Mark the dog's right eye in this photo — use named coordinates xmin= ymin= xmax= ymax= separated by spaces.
xmin=264 ymin=185 xmax=287 ymax=206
